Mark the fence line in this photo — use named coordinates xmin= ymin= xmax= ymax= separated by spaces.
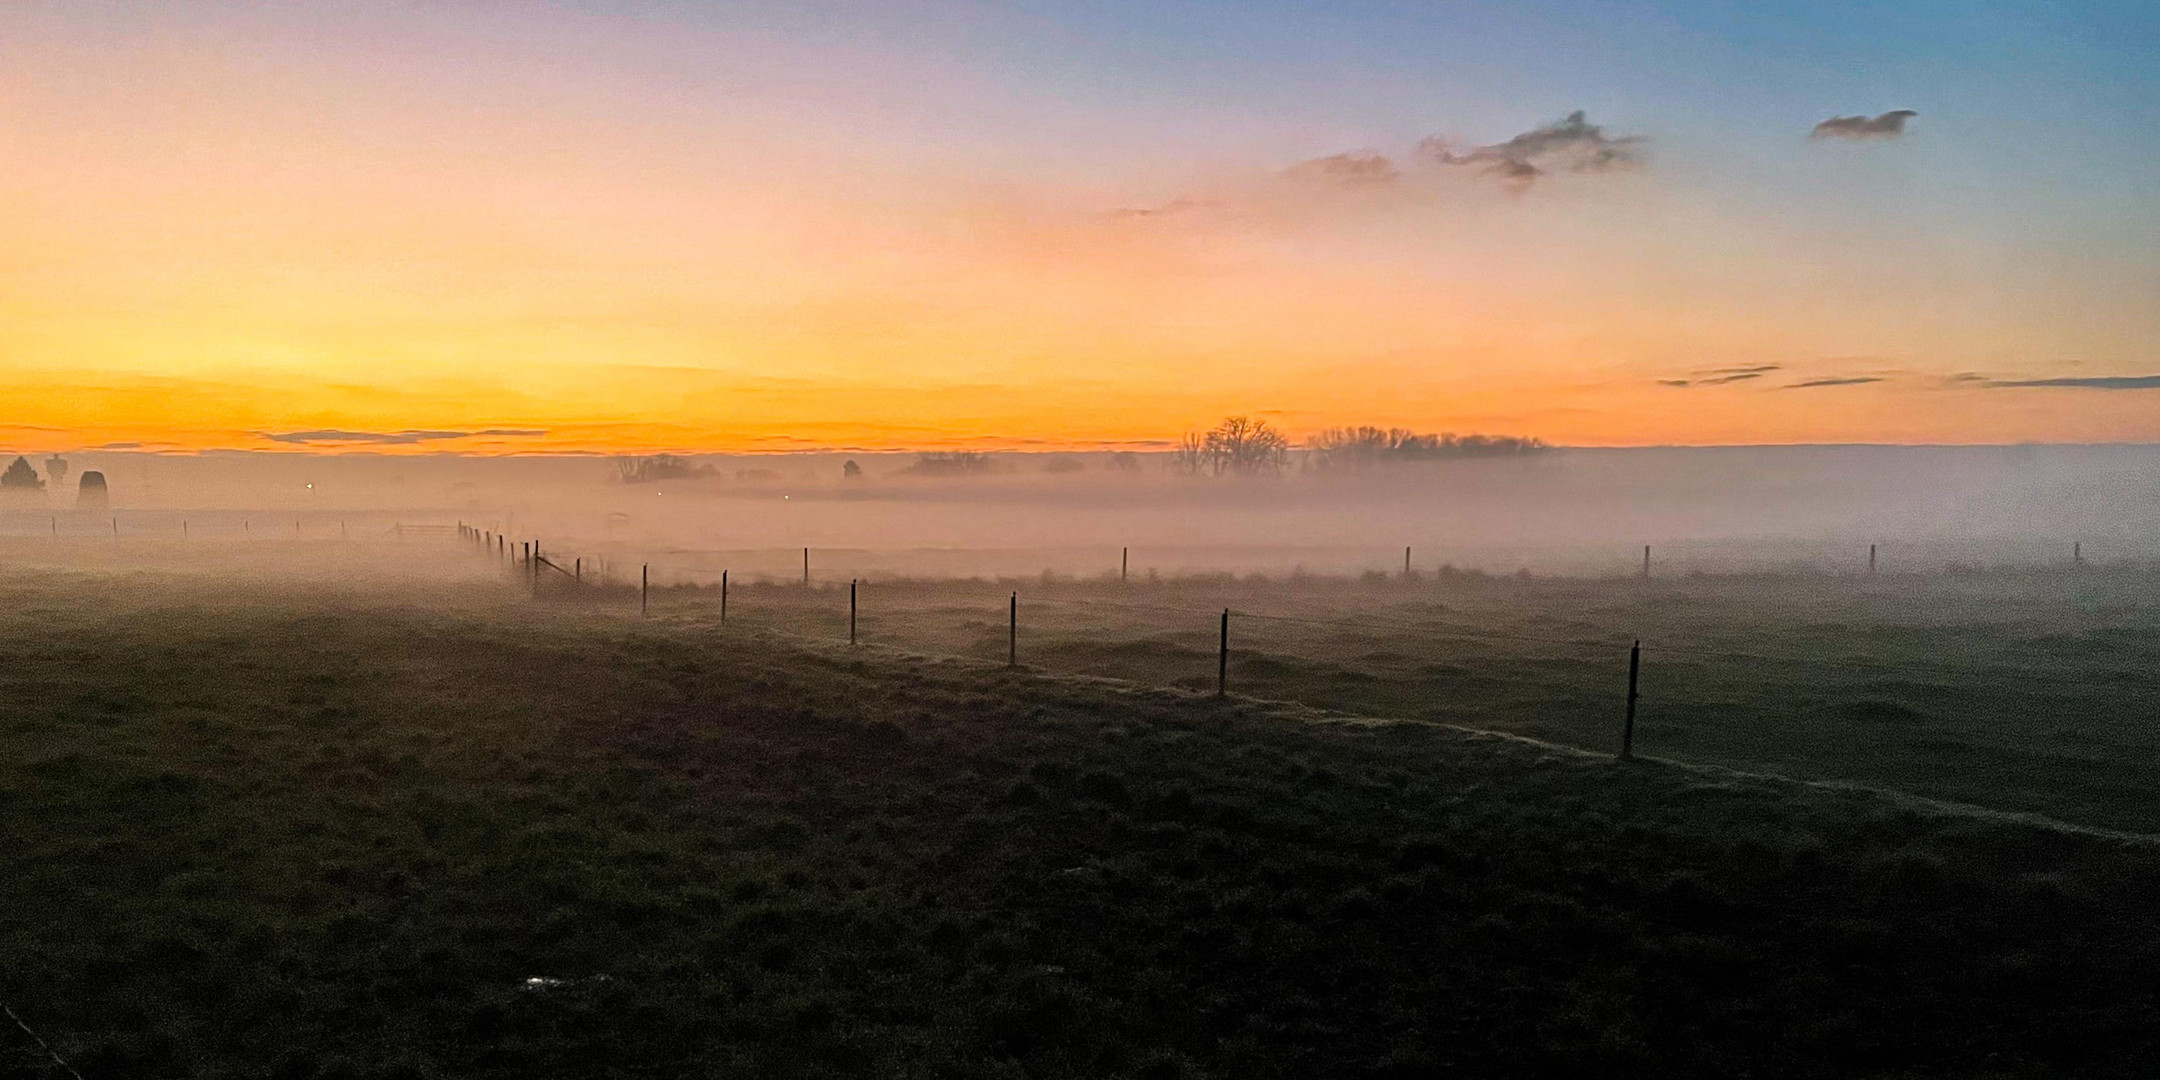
xmin=447 ymin=522 xmax=2151 ymax=786
xmin=462 ymin=528 xmax=2160 ymax=698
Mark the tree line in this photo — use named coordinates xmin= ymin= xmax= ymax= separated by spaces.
xmin=603 ymin=421 xmax=1546 ymax=484
xmin=1170 ymin=418 xmax=1547 ymax=476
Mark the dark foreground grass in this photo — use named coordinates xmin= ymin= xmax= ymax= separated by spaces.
xmin=2 ymin=570 xmax=2158 ymax=1078
xmin=672 ymin=569 xmax=2160 ymax=833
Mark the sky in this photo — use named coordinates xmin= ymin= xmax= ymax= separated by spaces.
xmin=3 ymin=0 xmax=2158 ymax=452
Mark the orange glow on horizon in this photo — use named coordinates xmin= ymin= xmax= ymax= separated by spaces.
xmin=4 ymin=6 xmax=2156 ymax=453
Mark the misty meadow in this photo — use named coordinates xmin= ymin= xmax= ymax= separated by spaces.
xmin=8 ymin=1 xmax=2160 ymax=1077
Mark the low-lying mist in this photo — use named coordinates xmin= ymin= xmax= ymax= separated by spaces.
xmin=4 ymin=444 xmax=2155 ymax=579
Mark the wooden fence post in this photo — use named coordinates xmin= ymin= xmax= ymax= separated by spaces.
xmin=1641 ymin=545 xmax=1651 ymax=579
xmin=2074 ymin=541 xmax=2084 ymax=568
xmin=1869 ymin=543 xmax=1877 ymax=574
xmin=641 ymin=564 xmax=649 ymax=615
xmin=721 ymin=570 xmax=728 ymax=626
xmin=1217 ymin=609 xmax=1229 ymax=698
xmin=1405 ymin=546 xmax=1412 ymax=577
xmin=803 ymin=547 xmax=810 ymax=586
xmin=1008 ymin=592 xmax=1017 ymax=667
xmin=1621 ymin=640 xmax=1640 ymax=760
xmin=112 ymin=516 xmax=117 ymax=536
xmin=1121 ymin=547 xmax=1128 ymax=582
xmin=574 ymin=557 xmax=581 ymax=584
xmin=849 ymin=579 xmax=858 ymax=644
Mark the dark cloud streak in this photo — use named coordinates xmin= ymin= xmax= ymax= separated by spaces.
xmin=1811 ymin=110 xmax=1917 ymax=140
xmin=1660 ymin=371 xmax=1767 ymax=388
xmin=1787 ymin=377 xmax=1885 ymax=388
xmin=1983 ymin=376 xmax=2160 ymax=390
xmin=1661 ymin=363 xmax=1781 ymax=388
xmin=261 ymin=429 xmax=550 ymax=445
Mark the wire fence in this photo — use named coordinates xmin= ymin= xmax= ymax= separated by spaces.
xmin=448 ymin=523 xmax=2160 ymax=834
xmin=0 ymin=512 xmax=458 ymax=542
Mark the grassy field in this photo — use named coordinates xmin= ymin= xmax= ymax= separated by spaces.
xmin=3 ymin=563 xmax=2159 ymax=1077
xmin=634 ymin=566 xmax=2160 ymax=834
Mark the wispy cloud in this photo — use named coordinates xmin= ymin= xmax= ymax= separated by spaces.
xmin=1282 ymin=151 xmax=1399 ymax=187
xmin=1421 ymin=111 xmax=1645 ymax=187
xmin=1982 ymin=375 xmax=2160 ymax=390
xmin=260 ymin=429 xmax=550 ymax=445
xmin=1786 ymin=376 xmax=1884 ymax=388
xmin=1811 ymin=110 xmax=1917 ymax=140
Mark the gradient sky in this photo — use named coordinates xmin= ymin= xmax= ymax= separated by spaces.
xmin=4 ymin=0 xmax=2158 ymax=452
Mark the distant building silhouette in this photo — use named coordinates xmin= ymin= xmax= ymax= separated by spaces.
xmin=45 ymin=454 xmax=68 ymax=488
xmin=77 ymin=471 xmax=108 ymax=510
xmin=0 ymin=456 xmax=42 ymax=492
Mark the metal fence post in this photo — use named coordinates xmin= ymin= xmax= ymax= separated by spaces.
xmin=1217 ymin=609 xmax=1229 ymax=698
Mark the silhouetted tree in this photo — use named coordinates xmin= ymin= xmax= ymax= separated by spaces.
xmin=842 ymin=459 xmax=863 ymax=478
xmin=1171 ymin=420 xmax=1291 ymax=476
xmin=903 ymin=452 xmax=994 ymax=477
xmin=0 ymin=456 xmax=43 ymax=491
xmin=1201 ymin=416 xmax=1290 ymax=476
xmin=1307 ymin=426 xmax=1548 ymax=470
xmin=611 ymin=455 xmax=714 ymax=484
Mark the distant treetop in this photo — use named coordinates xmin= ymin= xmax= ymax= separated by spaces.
xmin=1306 ymin=427 xmax=1548 ymax=470
xmin=903 ymin=451 xmax=995 ymax=477
xmin=611 ymin=454 xmax=716 ymax=485
xmin=0 ymin=456 xmax=43 ymax=491
xmin=1171 ymin=417 xmax=1291 ymax=477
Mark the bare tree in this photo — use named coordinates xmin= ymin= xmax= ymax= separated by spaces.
xmin=1169 ymin=432 xmax=1209 ymax=475
xmin=1201 ymin=416 xmax=1290 ymax=476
